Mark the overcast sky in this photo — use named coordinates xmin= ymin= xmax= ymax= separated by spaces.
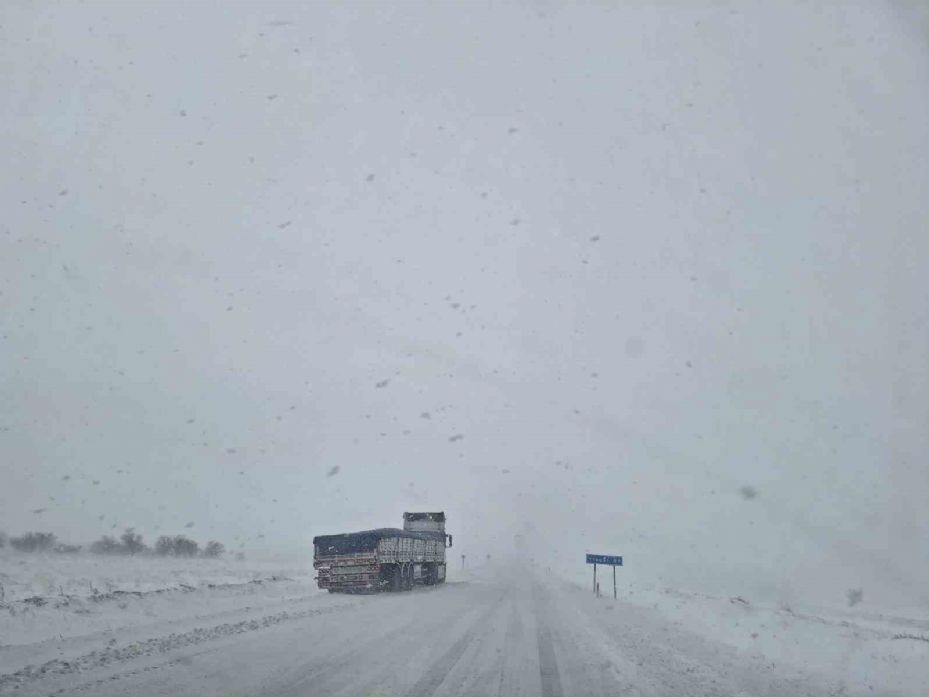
xmin=2 ymin=0 xmax=927 ymax=609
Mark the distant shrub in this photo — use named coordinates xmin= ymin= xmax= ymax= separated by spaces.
xmin=10 ymin=532 xmax=57 ymax=552
xmin=54 ymin=543 xmax=82 ymax=554
xmin=120 ymin=528 xmax=146 ymax=555
xmin=154 ymin=534 xmax=199 ymax=557
xmin=172 ymin=536 xmax=199 ymax=557
xmin=235 ymin=552 xmax=245 ymax=561
xmin=0 ymin=531 xmax=7 ymax=548
xmin=90 ymin=535 xmax=121 ymax=554
xmin=203 ymin=541 xmax=225 ymax=558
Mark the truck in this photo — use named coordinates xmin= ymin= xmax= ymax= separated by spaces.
xmin=313 ymin=512 xmax=453 ymax=593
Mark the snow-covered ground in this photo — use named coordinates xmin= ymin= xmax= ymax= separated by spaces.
xmin=2 ymin=557 xmax=928 ymax=695
xmin=458 ymin=561 xmax=929 ymax=696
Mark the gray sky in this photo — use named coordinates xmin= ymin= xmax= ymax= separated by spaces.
xmin=2 ymin=0 xmax=927 ymax=608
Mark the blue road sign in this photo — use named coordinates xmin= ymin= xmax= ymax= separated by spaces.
xmin=586 ymin=554 xmax=623 ymax=566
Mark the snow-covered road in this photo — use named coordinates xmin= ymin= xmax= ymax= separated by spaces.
xmin=5 ymin=568 xmax=898 ymax=697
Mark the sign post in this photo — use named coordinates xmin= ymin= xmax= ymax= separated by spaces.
xmin=586 ymin=554 xmax=622 ymax=599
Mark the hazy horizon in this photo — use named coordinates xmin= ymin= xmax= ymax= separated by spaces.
xmin=2 ymin=0 xmax=927 ymax=611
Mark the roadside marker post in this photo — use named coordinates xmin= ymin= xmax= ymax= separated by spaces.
xmin=586 ymin=554 xmax=622 ymax=599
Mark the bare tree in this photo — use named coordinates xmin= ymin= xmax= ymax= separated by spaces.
xmin=155 ymin=535 xmax=174 ymax=556
xmin=120 ymin=528 xmax=145 ymax=555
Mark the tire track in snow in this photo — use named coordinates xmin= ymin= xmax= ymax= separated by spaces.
xmin=264 ymin=590 xmax=471 ymax=697
xmin=492 ymin=596 xmax=523 ymax=696
xmin=404 ymin=591 xmax=507 ymax=697
xmin=534 ymin=587 xmax=564 ymax=697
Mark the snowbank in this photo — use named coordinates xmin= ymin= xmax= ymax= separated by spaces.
xmin=570 ymin=576 xmax=929 ymax=696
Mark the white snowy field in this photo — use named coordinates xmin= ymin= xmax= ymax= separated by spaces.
xmin=0 ymin=549 xmax=313 ymax=604
xmin=600 ymin=583 xmax=929 ymax=696
xmin=0 ymin=549 xmax=316 ymax=649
